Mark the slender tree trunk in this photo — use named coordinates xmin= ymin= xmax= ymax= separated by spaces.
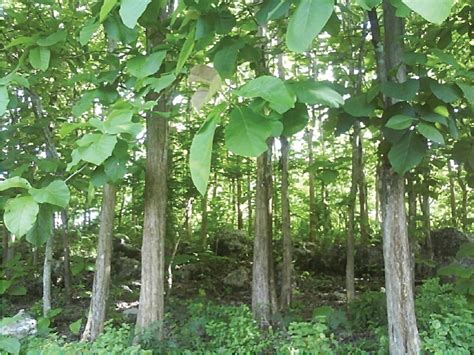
xmin=61 ymin=211 xmax=72 ymax=303
xmin=307 ymin=116 xmax=317 ymax=242
xmin=346 ymin=125 xmax=360 ymax=302
xmin=407 ymin=175 xmax=417 ymax=289
xmin=457 ymin=165 xmax=468 ymax=231
xmin=82 ymin=184 xmax=117 ymax=342
xmin=447 ymin=161 xmax=457 ymax=227
xmin=378 ymin=2 xmax=421 ymax=353
xmin=252 ymin=150 xmax=271 ymax=327
xmin=421 ymin=188 xmax=434 ymax=265
xmin=247 ymin=161 xmax=253 ymax=236
xmin=358 ymin=130 xmax=369 ymax=246
xmin=135 ymin=17 xmax=171 ymax=338
xmin=200 ymin=193 xmax=208 ymax=250
xmin=280 ymin=136 xmax=292 ymax=311
xmin=136 ymin=95 xmax=169 ymax=338
xmin=43 ymin=233 xmax=53 ymax=316
xmin=237 ymin=174 xmax=243 ymax=230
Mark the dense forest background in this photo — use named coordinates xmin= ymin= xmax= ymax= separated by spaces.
xmin=0 ymin=0 xmax=473 ymax=354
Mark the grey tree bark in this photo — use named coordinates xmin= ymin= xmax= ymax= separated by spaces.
xmin=280 ymin=135 xmax=292 ymax=311
xmin=82 ymin=183 xmax=117 ymax=342
xmin=61 ymin=210 xmax=72 ymax=303
xmin=379 ymin=2 xmax=422 ymax=353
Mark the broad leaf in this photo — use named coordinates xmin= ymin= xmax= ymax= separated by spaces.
xmin=256 ymin=0 xmax=291 ymax=25
xmin=289 ymin=80 xmax=344 ymax=108
xmin=36 ymin=30 xmax=67 ymax=46
xmin=29 ymin=180 xmax=70 ymax=208
xmin=127 ymin=51 xmax=166 ymax=79
xmin=119 ymin=0 xmax=152 ymax=28
xmin=457 ymin=82 xmax=474 ymax=107
xmin=79 ymin=19 xmax=100 ymax=46
xmin=213 ymin=39 xmax=244 ymax=79
xmin=429 ymin=81 xmax=459 ymax=103
xmin=281 ymin=103 xmax=309 ymax=136
xmin=416 ymin=122 xmax=445 ymax=145
xmin=286 ymin=0 xmax=334 ymax=53
xmin=356 ymin=0 xmax=382 ymax=10
xmin=188 ymin=65 xmax=222 ymax=110
xmin=234 ymin=76 xmax=295 ymax=114
xmin=385 ymin=115 xmax=416 ymax=130
xmin=103 ymin=110 xmax=143 ymax=136
xmin=402 ymin=0 xmax=454 ymax=24
xmin=0 ymin=176 xmax=31 ymax=191
xmin=342 ymin=94 xmax=375 ymax=117
xmin=421 ymin=112 xmax=448 ymax=126
xmin=4 ymin=195 xmax=39 ymax=237
xmin=225 ymin=107 xmax=273 ymax=157
xmin=143 ymin=73 xmax=176 ymax=93
xmin=75 ymin=133 xmax=118 ymax=166
xmin=0 ymin=86 xmax=9 ymax=116
xmin=29 ymin=46 xmax=50 ymax=71
xmin=175 ymin=28 xmax=195 ymax=74
xmin=69 ymin=319 xmax=82 ymax=335
xmin=190 ymin=111 xmax=221 ymax=195
xmin=100 ymin=0 xmax=118 ymax=22
xmin=104 ymin=156 xmax=127 ymax=183
xmin=0 ymin=336 xmax=21 ymax=355
xmin=388 ymin=131 xmax=427 ymax=175
xmin=26 ymin=204 xmax=53 ymax=246
xmin=381 ymin=79 xmax=419 ymax=101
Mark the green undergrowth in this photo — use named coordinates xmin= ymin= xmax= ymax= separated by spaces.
xmin=9 ymin=278 xmax=473 ymax=354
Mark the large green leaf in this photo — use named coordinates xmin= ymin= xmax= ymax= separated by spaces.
xmin=119 ymin=0 xmax=151 ymax=28
xmin=402 ymin=0 xmax=454 ymax=24
xmin=29 ymin=180 xmax=70 ymax=208
xmin=289 ymin=80 xmax=344 ymax=108
xmin=79 ymin=19 xmax=100 ymax=46
xmin=26 ymin=204 xmax=53 ymax=246
xmin=356 ymin=0 xmax=382 ymax=10
xmin=175 ymin=28 xmax=195 ymax=74
xmin=429 ymin=81 xmax=459 ymax=103
xmin=102 ymin=110 xmax=143 ymax=136
xmin=213 ymin=39 xmax=244 ymax=79
xmin=104 ymin=157 xmax=127 ymax=183
xmin=381 ymin=79 xmax=419 ymax=101
xmin=225 ymin=107 xmax=273 ymax=157
xmin=0 ymin=176 xmax=31 ymax=192
xmin=190 ymin=111 xmax=220 ymax=196
xmin=0 ymin=336 xmax=21 ymax=355
xmin=75 ymin=133 xmax=118 ymax=166
xmin=0 ymin=86 xmax=9 ymax=116
xmin=286 ymin=0 xmax=334 ymax=53
xmin=256 ymin=0 xmax=291 ymax=25
xmin=416 ymin=122 xmax=445 ymax=145
xmin=342 ymin=94 xmax=375 ymax=117
xmin=4 ymin=195 xmax=39 ymax=237
xmin=127 ymin=51 xmax=166 ymax=79
xmin=29 ymin=46 xmax=50 ymax=71
xmin=281 ymin=103 xmax=309 ymax=137
xmin=234 ymin=76 xmax=295 ymax=114
xmin=385 ymin=115 xmax=416 ymax=130
xmin=457 ymin=82 xmax=474 ymax=107
xmin=143 ymin=73 xmax=176 ymax=94
xmin=388 ymin=131 xmax=427 ymax=175
xmin=36 ymin=30 xmax=67 ymax=46
xmin=100 ymin=0 xmax=118 ymax=22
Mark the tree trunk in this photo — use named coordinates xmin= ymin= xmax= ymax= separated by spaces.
xmin=457 ymin=165 xmax=468 ymax=231
xmin=407 ymin=174 xmax=417 ymax=289
xmin=136 ymin=98 xmax=168 ymax=338
xmin=421 ymin=188 xmax=434 ymax=266
xmin=237 ymin=174 xmax=243 ymax=230
xmin=247 ymin=160 xmax=253 ymax=236
xmin=200 ymin=192 xmax=208 ymax=251
xmin=379 ymin=2 xmax=422 ymax=353
xmin=280 ymin=136 xmax=292 ymax=311
xmin=357 ymin=130 xmax=369 ymax=246
xmin=61 ymin=210 xmax=72 ymax=303
xmin=82 ymin=183 xmax=117 ymax=342
xmin=346 ymin=125 xmax=360 ymax=302
xmin=252 ymin=150 xmax=271 ymax=327
xmin=2 ymin=225 xmax=8 ymax=266
xmin=306 ymin=116 xmax=317 ymax=242
xmin=43 ymin=233 xmax=53 ymax=316
xmin=447 ymin=161 xmax=457 ymax=227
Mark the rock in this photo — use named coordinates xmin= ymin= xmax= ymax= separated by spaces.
xmin=122 ymin=307 xmax=139 ymax=321
xmin=214 ymin=229 xmax=251 ymax=258
xmin=114 ymin=257 xmax=141 ymax=280
xmin=0 ymin=310 xmax=37 ymax=338
xmin=431 ymin=228 xmax=469 ymax=264
xmin=223 ymin=266 xmax=249 ymax=288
